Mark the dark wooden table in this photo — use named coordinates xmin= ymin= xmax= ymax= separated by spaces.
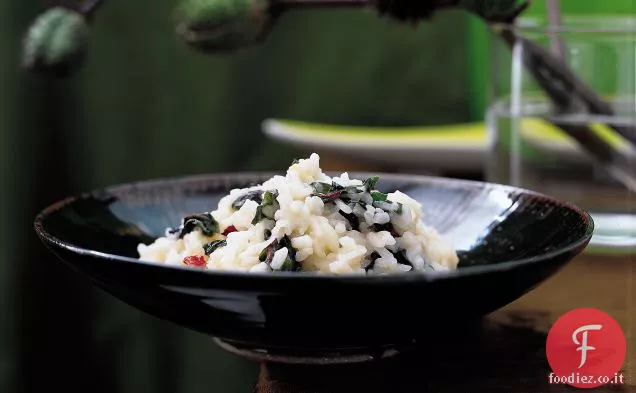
xmin=254 ymin=253 xmax=634 ymax=392
xmin=252 ymin=156 xmax=634 ymax=392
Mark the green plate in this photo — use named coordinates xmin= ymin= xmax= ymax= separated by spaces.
xmin=262 ymin=118 xmax=486 ymax=172
xmin=262 ymin=117 xmax=626 ymax=168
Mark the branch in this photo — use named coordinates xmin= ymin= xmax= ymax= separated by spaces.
xmin=79 ymin=0 xmax=107 ymax=18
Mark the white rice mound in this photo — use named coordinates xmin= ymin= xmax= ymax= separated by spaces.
xmin=137 ymin=153 xmax=459 ymax=275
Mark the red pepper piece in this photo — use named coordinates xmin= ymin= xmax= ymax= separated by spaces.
xmin=266 ymin=243 xmax=277 ymax=262
xmin=313 ymin=190 xmax=343 ymax=203
xmin=222 ymin=225 xmax=238 ymax=236
xmin=183 ymin=255 xmax=206 ymax=267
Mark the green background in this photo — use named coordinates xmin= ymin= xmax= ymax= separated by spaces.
xmin=467 ymin=0 xmax=636 ymax=119
xmin=0 ymin=1 xmax=633 ymax=392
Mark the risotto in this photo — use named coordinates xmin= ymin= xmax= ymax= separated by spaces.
xmin=137 ymin=154 xmax=459 ymax=274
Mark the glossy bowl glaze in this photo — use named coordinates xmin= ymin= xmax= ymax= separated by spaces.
xmin=34 ymin=173 xmax=593 ymax=363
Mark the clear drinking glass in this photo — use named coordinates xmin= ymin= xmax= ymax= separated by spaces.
xmin=486 ymin=15 xmax=636 ymax=252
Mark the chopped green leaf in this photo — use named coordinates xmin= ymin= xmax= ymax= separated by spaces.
xmin=339 ymin=210 xmax=360 ymax=231
xmin=310 ymin=182 xmax=332 ymax=194
xmin=252 ymin=206 xmax=265 ymax=225
xmin=331 ymin=181 xmax=344 ymax=191
xmin=280 ymin=259 xmax=293 ymax=271
xmin=372 ymin=200 xmax=393 ymax=212
xmin=279 ymin=235 xmax=292 ymax=248
xmin=232 ymin=190 xmax=263 ymax=210
xmin=371 ymin=191 xmax=387 ymax=201
xmin=392 ymin=250 xmax=412 ymax=267
xmin=331 ymin=182 xmax=363 ymax=195
xmin=252 ymin=191 xmax=279 ymax=224
xmin=291 ymin=158 xmax=300 ymax=165
xmin=259 ymin=244 xmax=272 ymax=262
xmin=277 ymin=235 xmax=300 ymax=272
xmin=262 ymin=190 xmax=278 ymax=205
xmin=311 ymin=181 xmax=365 ymax=204
xmin=363 ymin=251 xmax=381 ymax=272
xmin=203 ymin=240 xmax=227 ymax=255
xmin=372 ymin=222 xmax=401 ymax=238
xmin=363 ymin=176 xmax=379 ymax=191
xmin=257 ymin=235 xmax=300 ymax=271
xmin=168 ymin=212 xmax=219 ymax=238
xmin=342 ymin=185 xmax=363 ymax=195
xmin=372 ymin=199 xmax=403 ymax=215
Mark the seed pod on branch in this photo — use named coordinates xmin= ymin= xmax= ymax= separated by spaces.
xmin=175 ymin=0 xmax=274 ymax=53
xmin=22 ymin=7 xmax=90 ymax=77
xmin=22 ymin=0 xmax=106 ymax=77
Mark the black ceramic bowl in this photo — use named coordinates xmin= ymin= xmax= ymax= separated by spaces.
xmin=34 ymin=173 xmax=593 ymax=363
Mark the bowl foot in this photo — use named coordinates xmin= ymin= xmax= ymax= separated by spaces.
xmin=213 ymin=338 xmax=414 ymax=365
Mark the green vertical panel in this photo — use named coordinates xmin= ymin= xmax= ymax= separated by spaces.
xmin=466 ymin=14 xmax=491 ymax=121
xmin=466 ymin=0 xmax=636 ymax=121
xmin=70 ymin=1 xmax=258 ymax=393
xmin=0 ymin=0 xmax=18 ymax=388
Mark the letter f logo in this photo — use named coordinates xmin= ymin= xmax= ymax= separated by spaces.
xmin=572 ymin=324 xmax=602 ymax=368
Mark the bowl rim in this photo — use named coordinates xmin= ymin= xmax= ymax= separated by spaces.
xmin=33 ymin=171 xmax=595 ymax=284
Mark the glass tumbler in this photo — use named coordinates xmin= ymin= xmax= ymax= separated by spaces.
xmin=486 ymin=15 xmax=636 ymax=253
